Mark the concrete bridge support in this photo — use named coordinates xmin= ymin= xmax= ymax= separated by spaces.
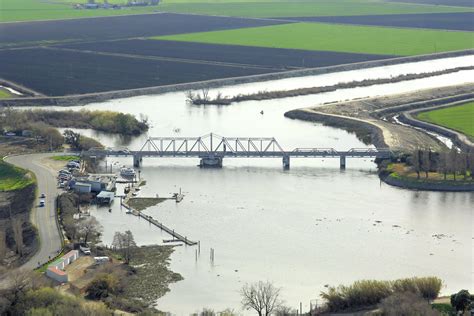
xmin=200 ymin=156 xmax=223 ymax=168
xmin=282 ymin=155 xmax=290 ymax=170
xmin=339 ymin=155 xmax=346 ymax=170
xmin=133 ymin=155 xmax=142 ymax=168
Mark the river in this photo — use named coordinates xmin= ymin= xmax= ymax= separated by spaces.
xmin=52 ymin=56 xmax=473 ymax=314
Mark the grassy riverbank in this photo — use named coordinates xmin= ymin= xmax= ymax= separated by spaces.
xmin=417 ymin=102 xmax=474 ymax=140
xmin=0 ymin=160 xmax=35 ymax=191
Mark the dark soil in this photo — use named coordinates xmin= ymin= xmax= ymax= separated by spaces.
xmin=0 ymin=47 xmax=275 ymax=96
xmin=280 ymin=12 xmax=474 ymax=31
xmin=385 ymin=0 xmax=473 ymax=7
xmin=58 ymin=39 xmax=395 ymax=70
xmin=0 ymin=12 xmax=285 ymax=48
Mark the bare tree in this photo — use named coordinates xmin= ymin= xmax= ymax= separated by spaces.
xmin=411 ymin=149 xmax=422 ymax=179
xmin=112 ymin=230 xmax=137 ymax=264
xmin=241 ymin=281 xmax=283 ymax=316
xmin=448 ymin=148 xmax=459 ymax=180
xmin=437 ymin=151 xmax=449 ymax=180
xmin=457 ymin=152 xmax=468 ymax=180
xmin=76 ymin=216 xmax=102 ymax=245
xmin=420 ymin=149 xmax=431 ymax=179
xmin=0 ymin=230 xmax=6 ymax=265
xmin=468 ymin=151 xmax=474 ymax=180
xmin=11 ymin=218 xmax=23 ymax=257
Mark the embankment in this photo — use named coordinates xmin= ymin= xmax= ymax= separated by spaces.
xmin=284 ymin=109 xmax=388 ymax=148
xmin=1 ymin=49 xmax=472 ymax=107
xmin=382 ymin=174 xmax=474 ymax=192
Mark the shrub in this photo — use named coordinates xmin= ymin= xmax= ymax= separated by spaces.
xmin=85 ymin=273 xmax=120 ymax=300
xmin=451 ymin=290 xmax=472 ymax=312
xmin=321 ymin=276 xmax=442 ymax=312
xmin=379 ymin=292 xmax=440 ymax=316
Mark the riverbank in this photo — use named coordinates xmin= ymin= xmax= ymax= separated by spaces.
xmin=1 ymin=49 xmax=472 ymax=107
xmin=188 ymin=66 xmax=474 ymax=105
xmin=285 ymin=84 xmax=473 ymax=152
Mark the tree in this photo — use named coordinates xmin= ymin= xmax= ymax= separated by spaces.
xmin=112 ymin=230 xmax=137 ymax=264
xmin=76 ymin=216 xmax=102 ymax=245
xmin=468 ymin=151 xmax=474 ymax=179
xmin=451 ymin=290 xmax=472 ymax=312
xmin=241 ymin=281 xmax=283 ymax=316
xmin=437 ymin=151 xmax=449 ymax=180
xmin=85 ymin=273 xmax=120 ymax=300
xmin=0 ymin=230 xmax=6 ymax=264
xmin=11 ymin=217 xmax=24 ymax=257
xmin=420 ymin=149 xmax=431 ymax=178
xmin=411 ymin=149 xmax=422 ymax=179
xmin=448 ymin=148 xmax=459 ymax=180
xmin=63 ymin=129 xmax=81 ymax=149
xmin=379 ymin=292 xmax=439 ymax=316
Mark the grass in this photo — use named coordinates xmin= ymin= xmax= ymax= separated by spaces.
xmin=156 ymin=0 xmax=473 ymax=18
xmin=0 ymin=160 xmax=35 ymax=191
xmin=156 ymin=22 xmax=474 ymax=56
xmin=1 ymin=0 xmax=472 ymax=22
xmin=0 ymin=88 xmax=13 ymax=99
xmin=50 ymin=155 xmax=79 ymax=161
xmin=417 ymin=102 xmax=474 ymax=139
xmin=0 ymin=0 xmax=160 ymax=22
xmin=387 ymin=163 xmax=472 ymax=183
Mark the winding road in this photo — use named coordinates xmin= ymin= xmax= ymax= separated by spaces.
xmin=5 ymin=153 xmax=62 ymax=269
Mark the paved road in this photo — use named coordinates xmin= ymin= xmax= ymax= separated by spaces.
xmin=5 ymin=153 xmax=62 ymax=269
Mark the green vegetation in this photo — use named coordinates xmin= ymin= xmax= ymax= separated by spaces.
xmin=321 ymin=276 xmax=443 ymax=312
xmin=417 ymin=102 xmax=474 ymax=139
xmin=0 ymin=88 xmax=13 ymax=99
xmin=50 ymin=155 xmax=79 ymax=161
xmin=156 ymin=22 xmax=474 ymax=56
xmin=0 ymin=160 xmax=35 ymax=191
xmin=0 ymin=0 xmax=160 ymax=22
xmin=156 ymin=0 xmax=472 ymax=18
xmin=1 ymin=0 xmax=471 ymax=22
xmin=128 ymin=197 xmax=167 ymax=211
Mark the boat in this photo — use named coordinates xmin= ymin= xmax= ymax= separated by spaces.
xmin=120 ymin=167 xmax=136 ymax=177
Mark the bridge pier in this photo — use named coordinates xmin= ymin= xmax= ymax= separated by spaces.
xmin=133 ymin=155 xmax=142 ymax=168
xmin=282 ymin=155 xmax=290 ymax=170
xmin=199 ymin=156 xmax=223 ymax=168
xmin=339 ymin=155 xmax=346 ymax=170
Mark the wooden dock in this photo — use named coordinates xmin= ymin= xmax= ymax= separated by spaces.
xmin=137 ymin=212 xmax=197 ymax=246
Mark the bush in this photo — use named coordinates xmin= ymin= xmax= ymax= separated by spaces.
xmin=379 ymin=292 xmax=440 ymax=316
xmin=85 ymin=273 xmax=120 ymax=300
xmin=321 ymin=277 xmax=443 ymax=312
xmin=451 ymin=290 xmax=472 ymax=312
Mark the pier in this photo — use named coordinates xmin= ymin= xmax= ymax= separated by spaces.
xmin=137 ymin=212 xmax=197 ymax=246
xmin=83 ymin=133 xmax=392 ymax=170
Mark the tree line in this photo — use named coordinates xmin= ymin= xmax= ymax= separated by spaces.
xmin=409 ymin=148 xmax=474 ymax=180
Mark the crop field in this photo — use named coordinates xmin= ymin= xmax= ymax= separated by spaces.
xmin=0 ymin=13 xmax=283 ymax=48
xmin=385 ymin=0 xmax=473 ymax=7
xmin=0 ymin=48 xmax=277 ymax=96
xmin=417 ymin=102 xmax=474 ymax=138
xmin=1 ymin=0 xmax=471 ymax=22
xmin=157 ymin=22 xmax=474 ymax=56
xmin=58 ymin=39 xmax=395 ymax=70
xmin=282 ymin=12 xmax=474 ymax=31
xmin=156 ymin=0 xmax=472 ymax=18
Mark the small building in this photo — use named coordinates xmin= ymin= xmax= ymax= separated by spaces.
xmin=46 ymin=266 xmax=68 ymax=283
xmin=96 ymin=191 xmax=114 ymax=205
xmin=45 ymin=250 xmax=79 ymax=283
xmin=72 ymin=182 xmax=92 ymax=194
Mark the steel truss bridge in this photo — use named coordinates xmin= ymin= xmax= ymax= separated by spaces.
xmin=82 ymin=133 xmax=392 ymax=169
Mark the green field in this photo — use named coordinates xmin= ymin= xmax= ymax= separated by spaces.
xmin=0 ymin=160 xmax=35 ymax=191
xmin=50 ymin=155 xmax=79 ymax=161
xmin=1 ymin=0 xmax=472 ymax=22
xmin=0 ymin=88 xmax=13 ymax=99
xmin=156 ymin=22 xmax=474 ymax=56
xmin=417 ymin=102 xmax=474 ymax=138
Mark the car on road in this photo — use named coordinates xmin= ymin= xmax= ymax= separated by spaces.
xmin=40 ymin=193 xmax=45 ymax=198
xmin=39 ymin=200 xmax=45 ymax=207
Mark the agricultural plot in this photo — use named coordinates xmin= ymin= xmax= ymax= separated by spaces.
xmin=385 ymin=0 xmax=473 ymax=7
xmin=0 ymin=13 xmax=284 ymax=48
xmin=156 ymin=22 xmax=474 ymax=56
xmin=417 ymin=102 xmax=474 ymax=138
xmin=281 ymin=12 xmax=474 ymax=31
xmin=155 ymin=0 xmax=472 ymax=18
xmin=58 ymin=39 xmax=396 ymax=70
xmin=0 ymin=48 xmax=276 ymax=96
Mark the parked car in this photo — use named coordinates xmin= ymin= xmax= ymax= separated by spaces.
xmin=79 ymin=245 xmax=91 ymax=255
xmin=67 ymin=161 xmax=80 ymax=169
xmin=59 ymin=169 xmax=71 ymax=175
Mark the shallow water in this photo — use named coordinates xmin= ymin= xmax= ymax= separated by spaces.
xmin=45 ymin=56 xmax=473 ymax=314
